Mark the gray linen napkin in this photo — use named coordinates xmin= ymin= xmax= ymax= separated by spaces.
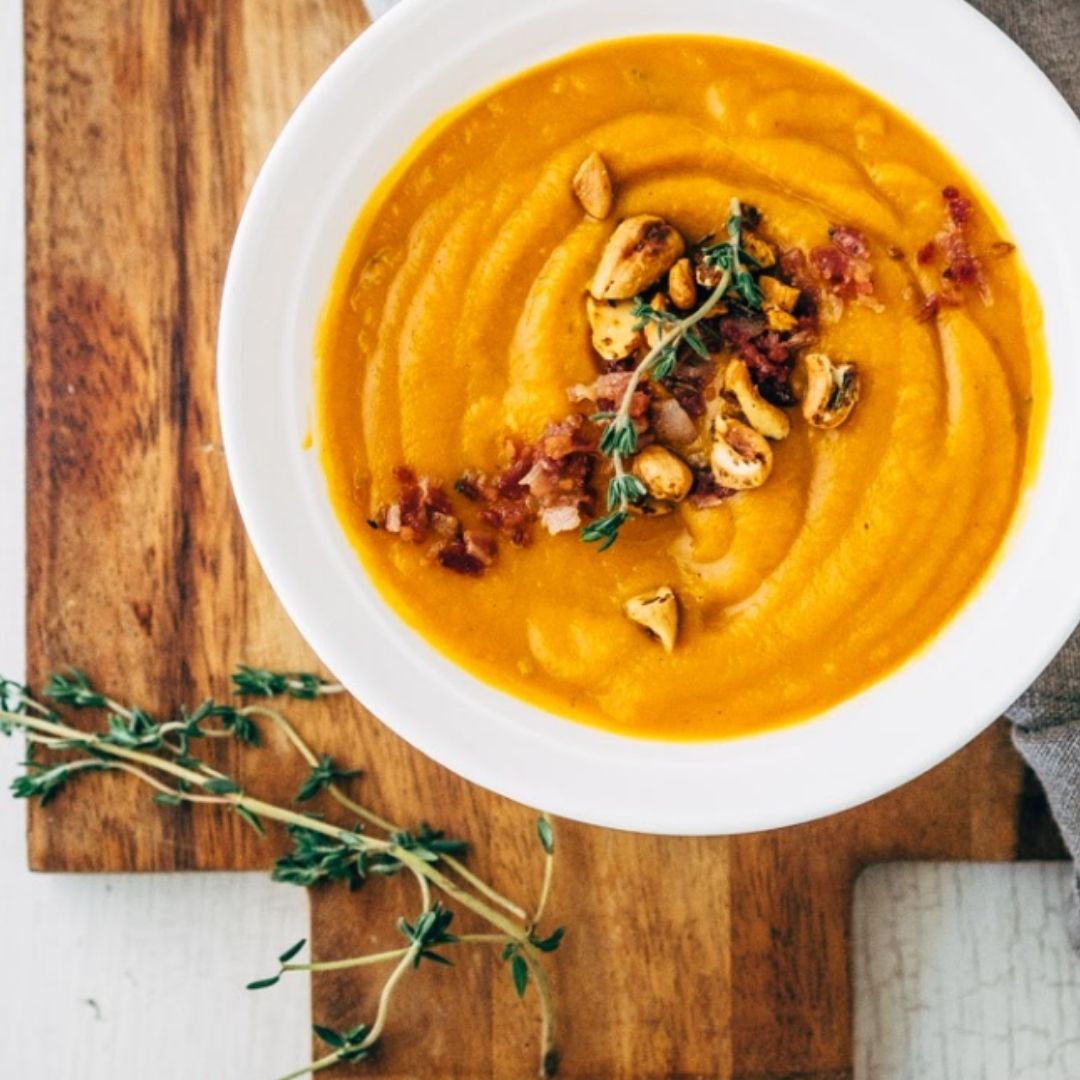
xmin=967 ymin=0 xmax=1080 ymax=949
xmin=1010 ymin=663 xmax=1080 ymax=948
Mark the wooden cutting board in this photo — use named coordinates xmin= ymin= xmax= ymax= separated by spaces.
xmin=25 ymin=3 xmax=1065 ymax=1077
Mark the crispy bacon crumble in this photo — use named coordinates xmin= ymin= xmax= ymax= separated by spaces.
xmin=916 ymin=185 xmax=1011 ymax=321
xmin=379 ymin=468 xmax=500 ymax=577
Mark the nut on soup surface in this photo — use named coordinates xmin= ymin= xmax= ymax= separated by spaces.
xmin=316 ymin=36 xmax=1047 ymax=741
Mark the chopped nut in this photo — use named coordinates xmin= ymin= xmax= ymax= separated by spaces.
xmin=759 ymin=276 xmax=801 ymax=312
xmin=724 ymin=360 xmax=790 ymax=440
xmin=694 ymin=249 xmax=722 ymax=288
xmin=766 ymin=308 xmax=799 ymax=333
xmin=802 ymin=353 xmax=860 ymax=430
xmin=590 ymin=215 xmax=687 ymax=300
xmin=572 ymin=151 xmax=614 ymax=220
xmin=586 ymin=296 xmax=642 ymax=360
xmin=624 ymin=586 xmax=679 ymax=652
xmin=709 ymin=415 xmax=773 ymax=490
xmin=668 ymin=257 xmax=697 ymax=309
xmin=643 ymin=292 xmax=669 ymax=351
xmin=742 ymin=232 xmax=777 ymax=269
xmin=631 ymin=444 xmax=694 ymax=502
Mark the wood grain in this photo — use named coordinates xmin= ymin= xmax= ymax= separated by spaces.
xmin=24 ymin=3 xmax=1065 ymax=1077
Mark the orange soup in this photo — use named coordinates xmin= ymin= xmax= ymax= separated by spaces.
xmin=316 ymin=36 xmax=1047 ymax=740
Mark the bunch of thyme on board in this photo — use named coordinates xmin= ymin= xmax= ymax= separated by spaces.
xmin=581 ymin=196 xmax=763 ymax=551
xmin=0 ymin=665 xmax=563 ymax=1079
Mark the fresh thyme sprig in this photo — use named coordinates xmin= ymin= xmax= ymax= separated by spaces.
xmin=1 ymin=666 xmax=563 ymax=1078
xmin=581 ymin=197 xmax=753 ymax=551
xmin=700 ymin=203 xmax=765 ymax=312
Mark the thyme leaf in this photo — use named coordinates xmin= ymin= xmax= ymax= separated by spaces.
xmin=44 ymin=668 xmax=107 ymax=709
xmin=296 ymin=754 xmax=363 ymax=804
xmin=512 ymin=953 xmax=530 ymax=998
xmin=536 ymin=816 xmax=555 ymax=855
xmin=530 ymin=926 xmax=565 ymax=953
xmin=399 ymin=902 xmax=458 ymax=968
xmin=231 ymin=665 xmax=342 ymax=701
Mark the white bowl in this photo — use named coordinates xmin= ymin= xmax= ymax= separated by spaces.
xmin=219 ymin=0 xmax=1080 ymax=835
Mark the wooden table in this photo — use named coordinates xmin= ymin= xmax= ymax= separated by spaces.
xmin=25 ymin=3 xmax=1065 ymax=1076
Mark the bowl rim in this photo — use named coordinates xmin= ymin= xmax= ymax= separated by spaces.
xmin=219 ymin=0 xmax=1080 ymax=836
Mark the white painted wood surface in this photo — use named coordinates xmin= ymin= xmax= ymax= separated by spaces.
xmin=854 ymin=863 xmax=1080 ymax=1079
xmin=1 ymin=2 xmax=1078 ymax=1077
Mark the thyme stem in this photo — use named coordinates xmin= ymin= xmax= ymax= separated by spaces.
xmin=532 ymin=814 xmax=556 ymax=930
xmin=241 ymin=703 xmax=529 ymax=920
xmin=525 ymin=949 xmax=558 ymax=1076
xmin=283 ymin=935 xmax=507 ymax=976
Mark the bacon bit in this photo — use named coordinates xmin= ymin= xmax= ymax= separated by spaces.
xmin=465 ymin=531 xmax=497 ymax=565
xmin=807 ymin=226 xmax=880 ymax=314
xmin=535 ymin=413 xmax=597 ymax=459
xmin=383 ymin=468 xmax=457 ymax=544
xmin=527 ymin=416 xmax=597 ymax=531
xmin=380 ymin=469 xmax=501 ymax=576
xmin=688 ymin=467 xmax=735 ymax=509
xmin=479 ymin=505 xmax=531 ymax=545
xmin=436 ymin=530 xmax=497 ymax=577
xmin=916 ymin=291 xmax=962 ymax=324
xmin=384 ymin=470 xmax=502 ymax=572
xmin=454 ymin=417 xmax=599 ymax=546
xmin=779 ymin=248 xmax=826 ymax=322
xmin=780 ymin=247 xmax=809 ymax=280
xmin=571 ymin=371 xmax=653 ymax=421
xmin=943 ymin=186 xmax=974 ymax=226
xmin=720 ymin=320 xmax=797 ymax=407
xmin=664 ymin=359 xmax=716 ymax=420
xmin=887 ymin=245 xmax=905 ymax=261
xmin=915 ymin=186 xmax=993 ymax=316
xmin=430 ymin=511 xmax=460 ymax=539
xmin=916 ymin=293 xmax=941 ymax=324
xmin=521 ymin=454 xmax=593 ymax=520
xmin=463 ymin=445 xmax=535 ymax=547
xmin=810 ymin=244 xmax=845 ymax=281
xmin=829 ymin=226 xmax=870 ymax=260
xmin=693 ymin=249 xmax=820 ymax=406
xmin=917 ymin=241 xmax=937 ymax=265
xmin=495 ymin=451 xmax=533 ymax=499
xmin=568 ymin=370 xmax=630 ymax=404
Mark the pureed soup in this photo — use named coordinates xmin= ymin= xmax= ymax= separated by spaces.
xmin=316 ymin=36 xmax=1048 ymax=740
